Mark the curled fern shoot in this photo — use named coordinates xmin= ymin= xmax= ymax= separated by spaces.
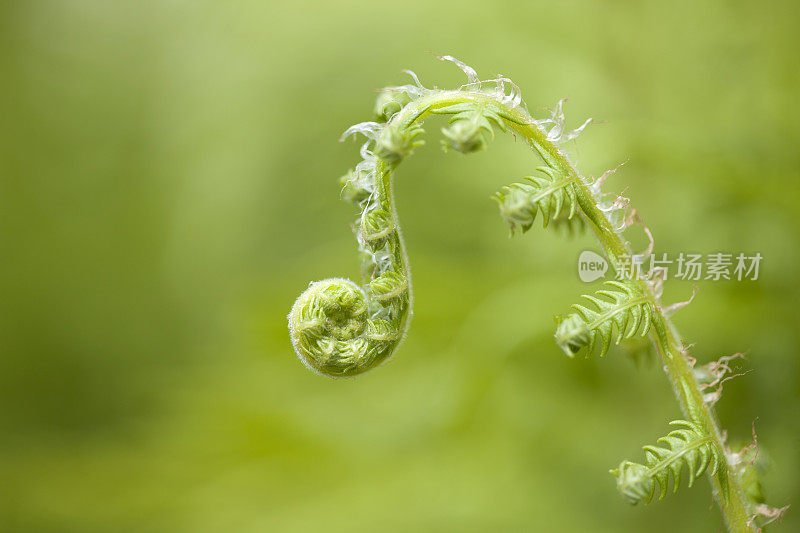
xmin=287 ymin=55 xmax=780 ymax=531
xmin=611 ymin=420 xmax=726 ymax=505
xmin=555 ymin=280 xmax=653 ymax=358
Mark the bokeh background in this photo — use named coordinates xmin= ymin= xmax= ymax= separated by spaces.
xmin=1 ymin=1 xmax=798 ymax=531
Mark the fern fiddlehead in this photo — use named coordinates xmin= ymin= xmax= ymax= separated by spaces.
xmin=287 ymin=56 xmax=781 ymax=531
xmin=289 ymin=126 xmax=412 ymax=377
xmin=611 ymin=420 xmax=726 ymax=505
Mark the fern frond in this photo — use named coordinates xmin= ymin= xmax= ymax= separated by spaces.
xmin=493 ymin=166 xmax=580 ymax=233
xmin=554 ymin=280 xmax=653 ymax=357
xmin=291 ymin=56 xmax=764 ymax=529
xmin=611 ymin=420 xmax=726 ymax=505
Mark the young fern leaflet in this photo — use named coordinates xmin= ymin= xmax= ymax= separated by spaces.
xmin=493 ymin=166 xmax=582 ymax=233
xmin=612 ymin=420 xmax=727 ymax=505
xmin=555 ymin=280 xmax=653 ymax=358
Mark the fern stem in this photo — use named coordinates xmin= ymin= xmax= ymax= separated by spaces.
xmin=384 ymin=90 xmax=753 ymax=531
xmin=502 ymin=105 xmax=754 ymax=532
xmin=650 ymin=325 xmax=752 ymax=531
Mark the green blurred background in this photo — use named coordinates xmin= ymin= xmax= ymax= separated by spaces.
xmin=1 ymin=1 xmax=798 ymax=531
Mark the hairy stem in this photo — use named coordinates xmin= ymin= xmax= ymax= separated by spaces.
xmin=387 ymin=90 xmax=754 ymax=531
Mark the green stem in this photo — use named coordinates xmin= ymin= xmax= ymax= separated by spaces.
xmin=386 ymin=90 xmax=754 ymax=532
